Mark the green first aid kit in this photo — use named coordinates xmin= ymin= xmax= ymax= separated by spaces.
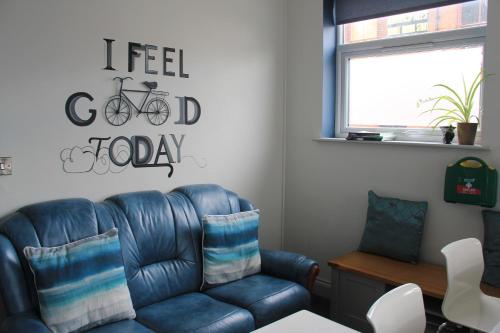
xmin=444 ymin=157 xmax=497 ymax=207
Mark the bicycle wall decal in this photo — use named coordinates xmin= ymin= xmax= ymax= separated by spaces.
xmin=105 ymin=77 xmax=171 ymax=126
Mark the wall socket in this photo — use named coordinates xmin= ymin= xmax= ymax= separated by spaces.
xmin=0 ymin=157 xmax=12 ymax=176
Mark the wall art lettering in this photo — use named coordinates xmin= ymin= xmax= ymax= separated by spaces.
xmin=60 ymin=134 xmax=183 ymax=176
xmin=60 ymin=38 xmax=207 ymax=177
xmin=103 ymin=38 xmax=189 ymax=78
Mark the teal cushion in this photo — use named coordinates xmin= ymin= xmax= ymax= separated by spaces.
xmin=482 ymin=210 xmax=500 ymax=287
xmin=202 ymin=210 xmax=261 ymax=286
xmin=23 ymin=228 xmax=135 ymax=333
xmin=359 ymin=191 xmax=428 ymax=263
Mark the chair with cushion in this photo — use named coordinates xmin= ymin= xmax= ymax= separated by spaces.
xmin=366 ymin=283 xmax=426 ymax=333
xmin=440 ymin=238 xmax=500 ymax=332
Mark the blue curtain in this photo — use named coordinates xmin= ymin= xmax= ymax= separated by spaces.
xmin=335 ymin=0 xmax=476 ymax=25
xmin=322 ymin=0 xmax=336 ymax=137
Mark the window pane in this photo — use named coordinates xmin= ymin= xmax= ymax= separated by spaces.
xmin=347 ymin=46 xmax=484 ymax=129
xmin=342 ymin=0 xmax=487 ymax=44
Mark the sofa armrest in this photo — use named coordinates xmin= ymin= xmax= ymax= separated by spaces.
xmin=260 ymin=249 xmax=320 ymax=292
xmin=238 ymin=198 xmax=254 ymax=212
xmin=0 ymin=312 xmax=49 ymax=333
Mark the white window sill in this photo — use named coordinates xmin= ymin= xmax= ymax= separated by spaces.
xmin=314 ymin=137 xmax=489 ymax=151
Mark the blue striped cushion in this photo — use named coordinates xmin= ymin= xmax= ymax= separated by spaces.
xmin=202 ymin=210 xmax=261 ymax=286
xmin=23 ymin=228 xmax=135 ymax=333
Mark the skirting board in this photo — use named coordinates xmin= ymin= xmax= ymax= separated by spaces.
xmin=313 ymin=277 xmax=331 ymax=299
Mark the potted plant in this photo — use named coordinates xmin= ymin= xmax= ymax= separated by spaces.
xmin=418 ymin=71 xmax=489 ymax=145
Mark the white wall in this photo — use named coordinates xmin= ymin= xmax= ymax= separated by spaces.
xmin=4 ymin=0 xmax=498 ymax=290
xmin=285 ymin=0 xmax=500 ymax=286
xmin=0 ymin=0 xmax=286 ymax=250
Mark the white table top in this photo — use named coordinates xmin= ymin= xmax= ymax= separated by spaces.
xmin=490 ymin=321 xmax=500 ymax=333
xmin=252 ymin=310 xmax=360 ymax=333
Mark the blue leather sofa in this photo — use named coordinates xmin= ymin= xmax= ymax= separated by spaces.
xmin=0 ymin=184 xmax=319 ymax=333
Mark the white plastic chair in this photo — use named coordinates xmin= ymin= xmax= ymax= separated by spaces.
xmin=441 ymin=238 xmax=500 ymax=332
xmin=367 ymin=283 xmax=426 ymax=333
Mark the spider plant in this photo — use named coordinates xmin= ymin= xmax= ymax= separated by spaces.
xmin=417 ymin=71 xmax=489 ymax=127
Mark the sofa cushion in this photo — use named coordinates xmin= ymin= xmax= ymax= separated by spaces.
xmin=86 ymin=320 xmax=153 ymax=333
xmin=0 ymin=311 xmax=50 ymax=333
xmin=135 ymin=292 xmax=254 ymax=333
xmin=204 ymin=274 xmax=310 ymax=328
xmin=3 ymin=199 xmax=102 ymax=311
xmin=202 ymin=210 xmax=261 ymax=286
xmin=23 ymin=228 xmax=135 ymax=333
xmin=482 ymin=210 xmax=500 ymax=287
xmin=19 ymin=198 xmax=99 ymax=247
xmin=103 ymin=191 xmax=202 ymax=309
xmin=174 ymin=184 xmax=242 ymax=221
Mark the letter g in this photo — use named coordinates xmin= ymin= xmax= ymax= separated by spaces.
xmin=65 ymin=92 xmax=96 ymax=126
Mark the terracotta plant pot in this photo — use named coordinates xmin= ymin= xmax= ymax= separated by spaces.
xmin=457 ymin=122 xmax=478 ymax=145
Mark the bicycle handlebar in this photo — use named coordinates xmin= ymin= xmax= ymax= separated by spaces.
xmin=113 ymin=77 xmax=133 ymax=81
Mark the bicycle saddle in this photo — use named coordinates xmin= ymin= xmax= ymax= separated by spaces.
xmin=143 ymin=81 xmax=158 ymax=90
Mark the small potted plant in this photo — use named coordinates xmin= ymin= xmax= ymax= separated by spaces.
xmin=418 ymin=71 xmax=489 ymax=145
xmin=440 ymin=125 xmax=455 ymax=144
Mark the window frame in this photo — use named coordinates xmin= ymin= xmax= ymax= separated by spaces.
xmin=335 ymin=25 xmax=487 ymax=142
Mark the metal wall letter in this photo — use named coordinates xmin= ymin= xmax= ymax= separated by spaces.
xmin=180 ymin=49 xmax=189 ymax=78
xmin=103 ymin=38 xmax=116 ymax=71
xmin=109 ymin=136 xmax=133 ymax=166
xmin=131 ymin=135 xmax=154 ymax=166
xmin=155 ymin=135 xmax=174 ymax=164
xmin=65 ymin=92 xmax=97 ymax=127
xmin=175 ymin=97 xmax=201 ymax=125
xmin=163 ymin=47 xmax=176 ymax=77
xmin=144 ymin=44 xmax=158 ymax=75
xmin=128 ymin=42 xmax=143 ymax=72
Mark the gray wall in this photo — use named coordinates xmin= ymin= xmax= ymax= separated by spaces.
xmin=285 ymin=0 xmax=500 ymax=286
xmin=0 ymin=0 xmax=286 ymax=250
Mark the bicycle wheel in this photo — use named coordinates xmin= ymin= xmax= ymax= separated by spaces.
xmin=146 ymin=98 xmax=170 ymax=126
xmin=105 ymin=96 xmax=131 ymax=126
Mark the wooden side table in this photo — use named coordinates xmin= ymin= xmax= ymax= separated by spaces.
xmin=328 ymin=251 xmax=500 ymax=332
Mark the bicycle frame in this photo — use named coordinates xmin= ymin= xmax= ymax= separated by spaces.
xmin=117 ymin=83 xmax=152 ymax=114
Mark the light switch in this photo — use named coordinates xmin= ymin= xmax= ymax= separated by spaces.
xmin=0 ymin=157 xmax=12 ymax=175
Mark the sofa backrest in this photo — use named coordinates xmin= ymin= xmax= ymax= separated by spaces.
xmin=0 ymin=184 xmax=253 ymax=316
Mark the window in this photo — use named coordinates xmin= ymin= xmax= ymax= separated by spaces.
xmin=336 ymin=0 xmax=487 ymax=142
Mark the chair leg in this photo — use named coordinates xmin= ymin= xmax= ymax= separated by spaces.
xmin=437 ymin=322 xmax=448 ymax=333
xmin=437 ymin=322 xmax=472 ymax=333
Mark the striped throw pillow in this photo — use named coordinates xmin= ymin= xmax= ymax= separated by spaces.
xmin=23 ymin=228 xmax=135 ymax=333
xmin=202 ymin=210 xmax=261 ymax=286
